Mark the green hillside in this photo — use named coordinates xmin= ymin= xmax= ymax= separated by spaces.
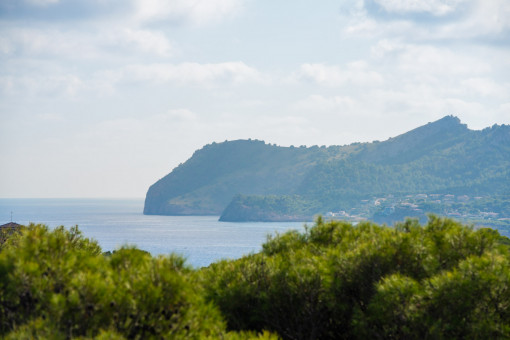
xmin=144 ymin=140 xmax=341 ymax=215
xmin=144 ymin=116 xmax=510 ymax=221
xmin=218 ymin=194 xmax=319 ymax=222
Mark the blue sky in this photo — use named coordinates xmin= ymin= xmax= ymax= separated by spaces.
xmin=1 ymin=0 xmax=509 ymax=198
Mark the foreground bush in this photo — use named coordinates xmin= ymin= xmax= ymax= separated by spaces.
xmin=202 ymin=216 xmax=510 ymax=339
xmin=2 ymin=218 xmax=509 ymax=339
xmin=0 ymin=224 xmax=276 ymax=339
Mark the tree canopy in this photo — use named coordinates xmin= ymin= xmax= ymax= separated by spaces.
xmin=1 ymin=218 xmax=510 ymax=339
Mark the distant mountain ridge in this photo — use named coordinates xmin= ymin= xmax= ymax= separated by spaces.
xmin=354 ymin=116 xmax=470 ymax=164
xmin=144 ymin=116 xmax=510 ymax=221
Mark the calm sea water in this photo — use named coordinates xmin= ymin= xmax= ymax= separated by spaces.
xmin=0 ymin=198 xmax=306 ymax=268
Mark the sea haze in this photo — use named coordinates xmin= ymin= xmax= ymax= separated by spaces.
xmin=0 ymin=198 xmax=305 ymax=268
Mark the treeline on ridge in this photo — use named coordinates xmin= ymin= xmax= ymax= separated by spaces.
xmin=1 ymin=218 xmax=510 ymax=339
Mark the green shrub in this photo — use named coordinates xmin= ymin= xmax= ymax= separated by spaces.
xmin=3 ymin=218 xmax=508 ymax=339
xmin=0 ymin=224 xmax=276 ymax=339
xmin=202 ymin=216 xmax=510 ymax=339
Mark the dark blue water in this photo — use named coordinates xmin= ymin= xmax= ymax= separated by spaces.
xmin=0 ymin=198 xmax=306 ymax=268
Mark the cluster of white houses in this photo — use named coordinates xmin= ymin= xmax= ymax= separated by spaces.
xmin=325 ymin=193 xmax=504 ymax=223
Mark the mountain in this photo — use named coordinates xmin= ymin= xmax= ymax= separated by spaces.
xmin=143 ymin=140 xmax=328 ymax=215
xmin=144 ymin=116 xmax=510 ymax=221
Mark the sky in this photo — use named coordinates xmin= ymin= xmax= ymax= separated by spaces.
xmin=0 ymin=0 xmax=509 ymax=198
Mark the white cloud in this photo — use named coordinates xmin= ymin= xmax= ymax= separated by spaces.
xmin=371 ymin=39 xmax=405 ymax=58
xmin=342 ymin=0 xmax=510 ymax=41
xmin=0 ymin=28 xmax=93 ymax=58
xmin=0 ymin=27 xmax=174 ymax=59
xmin=296 ymin=62 xmax=384 ymax=87
xmin=396 ymin=44 xmax=491 ymax=76
xmin=0 ymin=73 xmax=83 ymax=97
xmin=123 ymin=62 xmax=264 ymax=86
xmin=433 ymin=0 xmax=510 ymax=39
xmin=294 ymin=94 xmax=356 ymax=113
xmin=373 ymin=0 xmax=466 ymax=16
xmin=132 ymin=0 xmax=244 ymax=26
xmin=156 ymin=109 xmax=198 ymax=123
xmin=111 ymin=28 xmax=174 ymax=57
xmin=0 ymin=60 xmax=264 ymax=98
xmin=369 ymin=41 xmax=507 ymax=104
xmin=461 ymin=78 xmax=510 ymax=98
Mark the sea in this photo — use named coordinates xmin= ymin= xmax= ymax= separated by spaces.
xmin=0 ymin=198 xmax=307 ymax=268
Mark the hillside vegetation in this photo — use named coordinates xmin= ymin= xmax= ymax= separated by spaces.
xmin=1 ymin=219 xmax=510 ymax=339
xmin=144 ymin=116 xmax=510 ymax=221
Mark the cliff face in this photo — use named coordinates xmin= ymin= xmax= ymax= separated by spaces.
xmin=144 ymin=116 xmax=510 ymax=220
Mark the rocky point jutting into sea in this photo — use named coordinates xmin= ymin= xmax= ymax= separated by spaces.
xmin=144 ymin=116 xmax=510 ymax=223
